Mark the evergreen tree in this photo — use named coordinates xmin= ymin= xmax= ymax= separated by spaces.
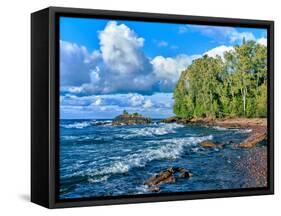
xmin=173 ymin=40 xmax=267 ymax=119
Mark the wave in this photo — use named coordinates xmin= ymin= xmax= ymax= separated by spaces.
xmin=213 ymin=126 xmax=252 ymax=133
xmin=61 ymin=135 xmax=79 ymax=141
xmin=238 ymin=128 xmax=252 ymax=133
xmin=212 ymin=126 xmax=229 ymax=131
xmin=122 ymin=123 xmax=184 ymax=138
xmin=88 ymin=175 xmax=109 ymax=183
xmin=92 ymin=120 xmax=112 ymax=126
xmin=60 ymin=120 xmax=112 ymax=129
xmin=61 ymin=121 xmax=92 ymax=129
xmin=69 ymin=134 xmax=213 ymax=183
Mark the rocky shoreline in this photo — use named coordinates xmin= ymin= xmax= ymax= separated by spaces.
xmin=103 ymin=115 xmax=268 ymax=190
xmin=235 ymin=147 xmax=267 ymax=188
xmin=147 ymin=116 xmax=268 ymax=190
xmin=162 ymin=117 xmax=267 ymax=148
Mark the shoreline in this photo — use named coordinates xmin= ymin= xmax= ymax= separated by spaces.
xmin=162 ymin=117 xmax=267 ymax=148
xmin=235 ymin=147 xmax=267 ymax=188
xmin=161 ymin=116 xmax=268 ymax=188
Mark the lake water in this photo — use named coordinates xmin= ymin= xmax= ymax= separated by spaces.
xmin=59 ymin=119 xmax=259 ymax=199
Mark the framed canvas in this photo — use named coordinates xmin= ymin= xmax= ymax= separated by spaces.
xmin=31 ymin=6 xmax=274 ymax=208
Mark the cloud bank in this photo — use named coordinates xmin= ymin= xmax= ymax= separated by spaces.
xmin=60 ymin=93 xmax=174 ymax=119
xmin=60 ymin=21 xmax=199 ymax=96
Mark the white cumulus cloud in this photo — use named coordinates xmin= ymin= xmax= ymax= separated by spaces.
xmin=99 ymin=21 xmax=148 ymax=75
xmin=60 ymin=40 xmax=100 ymax=86
xmin=204 ymin=45 xmax=234 ymax=58
xmin=128 ymin=94 xmax=145 ymax=106
xmin=143 ymin=99 xmax=153 ymax=108
xmin=151 ymin=54 xmax=200 ymax=83
xmin=257 ymin=37 xmax=267 ymax=46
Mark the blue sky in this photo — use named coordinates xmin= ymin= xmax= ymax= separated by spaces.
xmin=59 ymin=16 xmax=267 ymax=119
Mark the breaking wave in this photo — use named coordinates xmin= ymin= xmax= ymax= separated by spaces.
xmin=62 ymin=135 xmax=212 ymax=183
xmin=60 ymin=120 xmax=112 ymax=129
xmin=213 ymin=126 xmax=252 ymax=133
xmin=122 ymin=123 xmax=184 ymax=138
xmin=61 ymin=121 xmax=92 ymax=129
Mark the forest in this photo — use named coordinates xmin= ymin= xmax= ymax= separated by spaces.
xmin=173 ymin=40 xmax=267 ymax=119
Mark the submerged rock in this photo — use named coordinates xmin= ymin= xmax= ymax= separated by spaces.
xmin=144 ymin=167 xmax=192 ymax=192
xmin=200 ymin=140 xmax=217 ymax=148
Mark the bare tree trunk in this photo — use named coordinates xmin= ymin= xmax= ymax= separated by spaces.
xmin=209 ymin=91 xmax=213 ymax=115
xmin=240 ymin=87 xmax=246 ymax=116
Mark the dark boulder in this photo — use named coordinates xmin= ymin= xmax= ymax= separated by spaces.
xmin=144 ymin=167 xmax=192 ymax=192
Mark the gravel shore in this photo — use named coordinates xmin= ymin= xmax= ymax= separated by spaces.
xmin=235 ymin=147 xmax=267 ymax=188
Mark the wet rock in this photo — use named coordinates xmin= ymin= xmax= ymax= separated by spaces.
xmin=161 ymin=116 xmax=191 ymax=124
xmin=148 ymin=186 xmax=160 ymax=192
xmin=144 ymin=167 xmax=192 ymax=192
xmin=240 ymin=128 xmax=267 ymax=148
xmin=161 ymin=116 xmax=179 ymax=123
xmin=145 ymin=168 xmax=175 ymax=187
xmin=92 ymin=121 xmax=109 ymax=126
xmin=200 ymin=140 xmax=217 ymax=148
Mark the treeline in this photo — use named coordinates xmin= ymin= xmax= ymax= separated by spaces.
xmin=173 ymin=40 xmax=267 ymax=119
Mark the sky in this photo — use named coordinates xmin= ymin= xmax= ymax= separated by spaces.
xmin=59 ymin=16 xmax=267 ymax=119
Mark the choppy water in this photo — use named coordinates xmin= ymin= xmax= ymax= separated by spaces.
xmin=59 ymin=119 xmax=257 ymax=199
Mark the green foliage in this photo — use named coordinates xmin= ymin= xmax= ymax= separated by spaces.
xmin=173 ymin=41 xmax=267 ymax=119
xmin=123 ymin=110 xmax=129 ymax=115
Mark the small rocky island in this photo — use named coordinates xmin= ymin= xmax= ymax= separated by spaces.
xmin=112 ymin=110 xmax=152 ymax=126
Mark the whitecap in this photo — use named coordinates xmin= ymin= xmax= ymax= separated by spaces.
xmin=88 ymin=175 xmax=109 ymax=183
xmin=213 ymin=126 xmax=229 ymax=131
xmin=85 ymin=135 xmax=213 ymax=179
xmin=61 ymin=121 xmax=91 ymax=129
xmin=238 ymin=128 xmax=252 ymax=133
xmin=135 ymin=185 xmax=149 ymax=194
xmin=122 ymin=123 xmax=184 ymax=138
xmin=61 ymin=135 xmax=78 ymax=140
xmin=213 ymin=126 xmax=252 ymax=133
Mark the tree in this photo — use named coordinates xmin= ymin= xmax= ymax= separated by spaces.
xmin=173 ymin=40 xmax=267 ymax=119
xmin=123 ymin=110 xmax=129 ymax=115
xmin=174 ymin=55 xmax=224 ymax=118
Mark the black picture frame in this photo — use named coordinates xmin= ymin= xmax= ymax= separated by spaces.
xmin=31 ymin=6 xmax=274 ymax=209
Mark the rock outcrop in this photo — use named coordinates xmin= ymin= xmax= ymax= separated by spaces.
xmin=112 ymin=112 xmax=151 ymax=126
xmin=144 ymin=167 xmax=192 ymax=192
xmin=240 ymin=127 xmax=267 ymax=148
xmin=161 ymin=116 xmax=190 ymax=124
